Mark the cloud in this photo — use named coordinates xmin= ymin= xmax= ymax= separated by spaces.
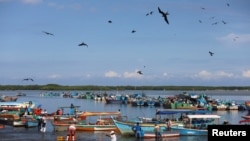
xmin=123 ymin=70 xmax=142 ymax=78
xmin=242 ymin=70 xmax=250 ymax=78
xmin=48 ymin=74 xmax=61 ymax=79
xmin=20 ymin=0 xmax=43 ymax=4
xmin=217 ymin=33 xmax=250 ymax=44
xmin=194 ymin=70 xmax=234 ymax=80
xmin=104 ymin=71 xmax=121 ymax=78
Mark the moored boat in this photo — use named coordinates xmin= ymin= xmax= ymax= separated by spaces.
xmin=171 ymin=114 xmax=221 ymax=135
xmin=142 ymin=131 xmax=180 ymax=139
xmin=0 ymin=95 xmax=18 ymax=102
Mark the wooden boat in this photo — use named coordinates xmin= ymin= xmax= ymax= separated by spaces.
xmin=239 ymin=119 xmax=250 ymax=124
xmin=245 ymin=101 xmax=250 ymax=112
xmin=21 ymin=115 xmax=38 ymax=128
xmin=0 ymin=95 xmax=18 ymax=102
xmin=241 ymin=115 xmax=250 ymax=119
xmin=0 ymin=110 xmax=22 ymax=126
xmin=75 ymin=111 xmax=122 ymax=132
xmin=171 ymin=114 xmax=221 ymax=135
xmin=0 ymin=101 xmax=36 ymax=111
xmin=112 ymin=109 xmax=210 ymax=136
xmin=142 ymin=131 xmax=180 ymax=139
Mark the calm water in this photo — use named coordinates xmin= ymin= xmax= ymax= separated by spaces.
xmin=0 ymin=90 xmax=250 ymax=141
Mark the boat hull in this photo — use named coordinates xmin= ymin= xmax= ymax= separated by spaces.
xmin=112 ymin=117 xmax=167 ymax=136
xmin=171 ymin=125 xmax=207 ymax=135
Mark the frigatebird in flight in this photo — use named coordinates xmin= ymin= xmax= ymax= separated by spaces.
xmin=158 ymin=6 xmax=169 ymax=24
xmin=131 ymin=30 xmax=136 ymax=33
xmin=209 ymin=51 xmax=214 ymax=56
xmin=42 ymin=31 xmax=54 ymax=36
xmin=137 ymin=71 xmax=143 ymax=75
xmin=108 ymin=20 xmax=112 ymax=23
xmin=146 ymin=11 xmax=153 ymax=16
xmin=78 ymin=42 xmax=88 ymax=47
xmin=23 ymin=78 xmax=34 ymax=81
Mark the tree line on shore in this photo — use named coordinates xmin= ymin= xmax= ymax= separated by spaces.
xmin=0 ymin=84 xmax=249 ymax=91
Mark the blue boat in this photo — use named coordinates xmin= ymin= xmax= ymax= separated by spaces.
xmin=21 ymin=115 xmax=39 ymax=128
xmin=111 ymin=116 xmax=167 ymax=136
xmin=171 ymin=114 xmax=221 ymax=135
xmin=112 ymin=109 xmax=210 ymax=136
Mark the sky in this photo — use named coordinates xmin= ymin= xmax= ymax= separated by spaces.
xmin=0 ymin=0 xmax=250 ymax=86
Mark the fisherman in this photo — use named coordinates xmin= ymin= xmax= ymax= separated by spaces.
xmin=154 ymin=123 xmax=161 ymax=140
xmin=132 ymin=122 xmax=142 ymax=138
xmin=70 ymin=103 xmax=75 ymax=115
xmin=40 ymin=116 xmax=47 ymax=133
xmin=66 ymin=124 xmax=76 ymax=141
xmin=106 ymin=130 xmax=116 ymax=141
xmin=37 ymin=116 xmax=42 ymax=131
xmin=166 ymin=118 xmax=172 ymax=131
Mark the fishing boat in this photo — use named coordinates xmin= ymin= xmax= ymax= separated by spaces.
xmin=111 ymin=109 xmax=210 ymax=136
xmin=239 ymin=119 xmax=250 ymax=125
xmin=21 ymin=115 xmax=39 ymax=128
xmin=171 ymin=114 xmax=221 ymax=135
xmin=0 ymin=95 xmax=18 ymax=102
xmin=245 ymin=101 xmax=250 ymax=112
xmin=0 ymin=101 xmax=36 ymax=111
xmin=75 ymin=111 xmax=122 ymax=132
xmin=142 ymin=131 xmax=180 ymax=139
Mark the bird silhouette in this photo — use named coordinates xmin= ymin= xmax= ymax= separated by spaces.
xmin=78 ymin=42 xmax=88 ymax=47
xmin=108 ymin=20 xmax=112 ymax=23
xmin=146 ymin=11 xmax=153 ymax=16
xmin=222 ymin=20 xmax=227 ymax=24
xmin=158 ymin=6 xmax=169 ymax=24
xmin=227 ymin=3 xmax=230 ymax=7
xmin=209 ymin=51 xmax=214 ymax=56
xmin=23 ymin=78 xmax=34 ymax=81
xmin=42 ymin=31 xmax=54 ymax=36
xmin=131 ymin=30 xmax=136 ymax=33
xmin=137 ymin=71 xmax=143 ymax=75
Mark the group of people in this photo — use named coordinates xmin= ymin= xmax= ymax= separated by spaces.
xmin=131 ymin=118 xmax=172 ymax=140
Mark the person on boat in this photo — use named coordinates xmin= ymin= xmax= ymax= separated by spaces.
xmin=106 ymin=130 xmax=116 ymax=141
xmin=40 ymin=116 xmax=47 ymax=133
xmin=154 ymin=123 xmax=161 ymax=140
xmin=66 ymin=124 xmax=76 ymax=141
xmin=19 ymin=106 xmax=25 ymax=117
xmin=166 ymin=118 xmax=172 ymax=131
xmin=132 ymin=122 xmax=142 ymax=138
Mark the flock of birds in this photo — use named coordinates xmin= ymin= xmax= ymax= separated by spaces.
xmin=29 ymin=3 xmax=234 ymax=80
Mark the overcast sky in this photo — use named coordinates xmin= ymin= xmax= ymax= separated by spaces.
xmin=0 ymin=0 xmax=250 ymax=86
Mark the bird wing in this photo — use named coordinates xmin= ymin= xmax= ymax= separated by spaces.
xmin=164 ymin=15 xmax=169 ymax=24
xmin=158 ymin=7 xmax=164 ymax=15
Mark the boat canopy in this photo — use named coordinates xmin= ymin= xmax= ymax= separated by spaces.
xmin=155 ymin=109 xmax=210 ymax=115
xmin=187 ymin=114 xmax=220 ymax=119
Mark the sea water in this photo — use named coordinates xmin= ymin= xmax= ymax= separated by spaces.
xmin=0 ymin=90 xmax=249 ymax=141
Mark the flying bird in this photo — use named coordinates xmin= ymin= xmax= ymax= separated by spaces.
xmin=209 ymin=51 xmax=214 ymax=56
xmin=137 ymin=71 xmax=143 ymax=75
xmin=23 ymin=78 xmax=34 ymax=81
xmin=108 ymin=20 xmax=112 ymax=23
xmin=227 ymin=3 xmax=230 ymax=7
xmin=78 ymin=42 xmax=88 ymax=47
xmin=42 ymin=31 xmax=54 ymax=36
xmin=146 ymin=11 xmax=153 ymax=16
xmin=158 ymin=6 xmax=169 ymax=24
xmin=131 ymin=30 xmax=136 ymax=33
xmin=222 ymin=20 xmax=227 ymax=24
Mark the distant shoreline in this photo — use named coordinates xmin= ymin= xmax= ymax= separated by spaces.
xmin=0 ymin=84 xmax=249 ymax=91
